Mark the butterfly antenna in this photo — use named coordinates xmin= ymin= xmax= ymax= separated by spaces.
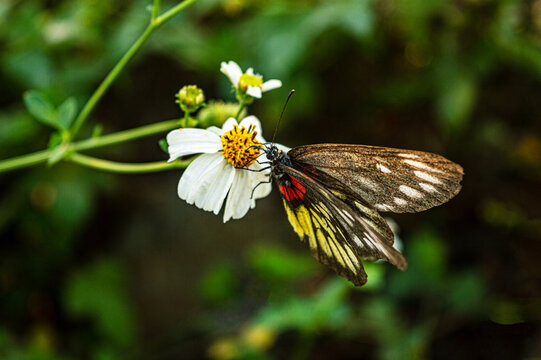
xmin=271 ymin=89 xmax=295 ymax=145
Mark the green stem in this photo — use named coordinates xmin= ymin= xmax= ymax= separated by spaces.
xmin=155 ymin=0 xmax=198 ymax=26
xmin=234 ymin=102 xmax=245 ymax=120
xmin=70 ymin=0 xmax=198 ymax=138
xmin=0 ymin=119 xmax=181 ymax=173
xmin=73 ymin=119 xmax=180 ymax=152
xmin=0 ymin=0 xmax=200 ymax=173
xmin=68 ymin=153 xmax=190 ymax=174
xmin=152 ymin=0 xmax=160 ymax=20
xmin=0 ymin=150 xmax=51 ymax=173
xmin=71 ymin=25 xmax=155 ymax=138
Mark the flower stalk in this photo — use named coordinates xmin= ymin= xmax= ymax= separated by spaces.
xmin=0 ymin=0 xmax=198 ymax=174
xmin=71 ymin=0 xmax=199 ymax=138
xmin=68 ymin=153 xmax=190 ymax=174
xmin=0 ymin=119 xmax=182 ymax=173
xmin=234 ymin=103 xmax=246 ymax=120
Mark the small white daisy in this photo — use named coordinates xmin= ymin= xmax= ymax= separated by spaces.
xmin=220 ymin=60 xmax=282 ymax=99
xmin=167 ymin=116 xmax=285 ymax=222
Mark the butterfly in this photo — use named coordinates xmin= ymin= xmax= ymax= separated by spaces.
xmin=261 ymin=143 xmax=463 ymax=286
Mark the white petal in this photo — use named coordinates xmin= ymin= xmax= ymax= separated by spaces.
xmin=246 ymin=67 xmax=254 ymax=76
xmin=220 ymin=61 xmax=243 ymax=87
xmin=178 ymin=153 xmax=222 ymax=202
xmin=246 ymin=86 xmax=262 ymax=98
xmin=261 ymin=79 xmax=282 ymax=92
xmin=167 ymin=129 xmax=222 ymax=161
xmin=198 ymin=160 xmax=235 ymax=214
xmin=223 ymin=169 xmax=252 ymax=222
xmin=221 ymin=117 xmax=239 ymax=133
xmin=178 ymin=154 xmax=235 ymax=215
xmin=206 ymin=126 xmax=223 ymax=136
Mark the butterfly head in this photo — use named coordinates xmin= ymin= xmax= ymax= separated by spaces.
xmin=264 ymin=144 xmax=290 ymax=166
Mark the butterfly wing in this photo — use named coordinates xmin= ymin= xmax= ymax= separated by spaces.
xmin=275 ymin=164 xmax=407 ymax=286
xmin=288 ymin=144 xmax=464 ymax=213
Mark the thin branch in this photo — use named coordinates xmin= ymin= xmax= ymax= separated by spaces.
xmin=68 ymin=153 xmax=191 ymax=174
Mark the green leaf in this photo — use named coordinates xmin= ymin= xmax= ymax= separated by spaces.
xmin=23 ymin=90 xmax=59 ymax=129
xmin=57 ymin=97 xmax=77 ymax=129
xmin=48 ymin=133 xmax=63 ymax=148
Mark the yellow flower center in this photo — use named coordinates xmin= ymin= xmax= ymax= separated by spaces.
xmin=238 ymin=73 xmax=263 ymax=92
xmin=221 ymin=124 xmax=262 ymax=167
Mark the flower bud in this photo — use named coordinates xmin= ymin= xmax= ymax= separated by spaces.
xmin=176 ymin=85 xmax=205 ymax=113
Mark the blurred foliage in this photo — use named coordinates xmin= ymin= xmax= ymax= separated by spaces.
xmin=1 ymin=0 xmax=541 ymax=359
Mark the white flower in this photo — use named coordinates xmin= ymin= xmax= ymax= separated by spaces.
xmin=220 ymin=61 xmax=282 ymax=99
xmin=168 ymin=116 xmax=281 ymax=222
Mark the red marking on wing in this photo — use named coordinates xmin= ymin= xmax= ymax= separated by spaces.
xmin=287 ymin=187 xmax=297 ymax=200
xmin=279 ymin=176 xmax=307 ymax=202
xmin=278 ymin=184 xmax=290 ymax=201
xmin=290 ymin=176 xmax=307 ymax=195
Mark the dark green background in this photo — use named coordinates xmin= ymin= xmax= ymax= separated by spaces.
xmin=1 ymin=0 xmax=540 ymax=359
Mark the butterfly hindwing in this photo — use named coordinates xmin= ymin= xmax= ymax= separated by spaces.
xmin=275 ymin=164 xmax=407 ymax=286
xmin=289 ymin=144 xmax=464 ymax=213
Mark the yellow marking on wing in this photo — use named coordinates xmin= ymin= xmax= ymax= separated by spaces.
xmin=334 ymin=239 xmax=357 ymax=273
xmin=317 ymin=202 xmax=332 ymax=220
xmin=326 ymin=237 xmax=345 ymax=269
xmin=310 ymin=209 xmax=326 ymax=231
xmin=330 ymin=189 xmax=347 ymax=200
xmin=316 ymin=228 xmax=332 ymax=257
xmin=295 ymin=205 xmax=317 ymax=251
xmin=310 ymin=207 xmax=358 ymax=274
xmin=283 ymin=199 xmax=304 ymax=239
xmin=345 ymin=245 xmax=359 ymax=267
xmin=284 ymin=201 xmax=359 ymax=275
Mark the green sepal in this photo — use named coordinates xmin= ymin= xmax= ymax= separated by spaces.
xmin=236 ymin=90 xmax=256 ymax=105
xmin=23 ymin=90 xmax=60 ymax=129
xmin=158 ymin=138 xmax=169 ymax=154
xmin=92 ymin=124 xmax=103 ymax=138
xmin=180 ymin=116 xmax=198 ymax=128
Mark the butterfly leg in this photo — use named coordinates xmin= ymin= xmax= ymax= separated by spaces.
xmin=235 ymin=166 xmax=271 ymax=172
xmin=251 ymin=177 xmax=272 ymax=199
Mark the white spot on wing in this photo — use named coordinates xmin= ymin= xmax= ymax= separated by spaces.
xmin=399 ymin=185 xmax=423 ymax=199
xmin=414 ymin=170 xmax=442 ymax=184
xmin=377 ymin=163 xmax=391 ymax=174
xmin=352 ymin=235 xmax=363 ymax=248
xmin=394 ymin=197 xmax=408 ymax=206
xmin=404 ymin=159 xmax=444 ymax=173
xmin=375 ymin=204 xmax=394 ymax=212
xmin=419 ymin=182 xmax=437 ymax=193
xmin=342 ymin=210 xmax=354 ymax=226
xmin=398 ymin=153 xmax=420 ymax=159
xmin=359 ymin=177 xmax=381 ymax=192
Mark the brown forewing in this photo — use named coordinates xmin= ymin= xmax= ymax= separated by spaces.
xmin=289 ymin=144 xmax=464 ymax=213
